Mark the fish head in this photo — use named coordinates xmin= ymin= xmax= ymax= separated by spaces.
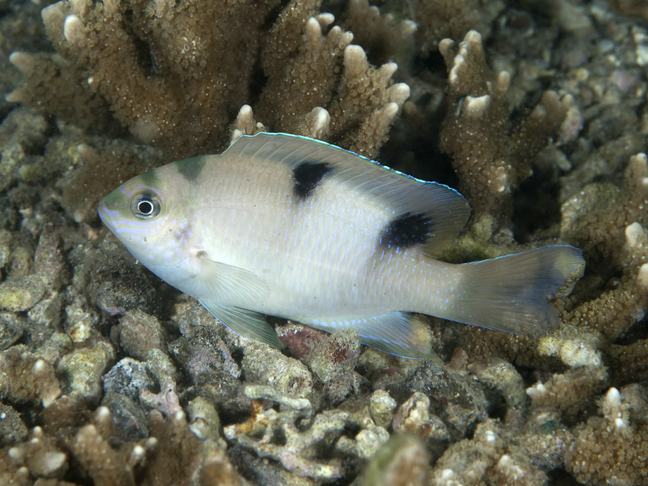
xmin=98 ymin=164 xmax=194 ymax=269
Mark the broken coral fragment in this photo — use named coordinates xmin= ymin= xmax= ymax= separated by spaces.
xmin=362 ymin=434 xmax=430 ymax=486
xmin=224 ymin=385 xmax=346 ymax=479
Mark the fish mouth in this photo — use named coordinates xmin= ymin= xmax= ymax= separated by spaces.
xmin=97 ymin=200 xmax=120 ymax=229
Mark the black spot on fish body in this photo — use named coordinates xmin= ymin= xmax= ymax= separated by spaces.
xmin=173 ymin=156 xmax=207 ymax=183
xmin=380 ymin=212 xmax=433 ymax=250
xmin=292 ymin=161 xmax=333 ymax=200
xmin=139 ymin=168 xmax=160 ymax=186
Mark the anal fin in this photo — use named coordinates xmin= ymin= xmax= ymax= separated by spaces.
xmin=307 ymin=311 xmax=434 ymax=359
xmin=200 ymin=300 xmax=283 ymax=349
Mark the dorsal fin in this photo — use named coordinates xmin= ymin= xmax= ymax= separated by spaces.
xmin=226 ymin=133 xmax=471 ymax=254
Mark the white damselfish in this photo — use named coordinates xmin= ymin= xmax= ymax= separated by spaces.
xmin=98 ymin=133 xmax=583 ymax=358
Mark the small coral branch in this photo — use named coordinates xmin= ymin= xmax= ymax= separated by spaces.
xmin=439 ymin=30 xmax=571 ymax=229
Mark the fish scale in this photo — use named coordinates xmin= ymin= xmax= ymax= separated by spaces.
xmin=99 ymin=132 xmax=584 ymax=358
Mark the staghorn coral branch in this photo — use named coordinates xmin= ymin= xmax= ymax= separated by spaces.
xmin=8 ymin=0 xmax=409 ymax=161
xmin=439 ymin=30 xmax=570 ymax=230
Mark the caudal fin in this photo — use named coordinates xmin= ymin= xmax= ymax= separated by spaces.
xmin=450 ymin=246 xmax=584 ymax=335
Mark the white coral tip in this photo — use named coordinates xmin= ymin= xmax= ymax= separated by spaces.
xmin=5 ymin=89 xmax=24 ymax=104
xmin=605 ymin=387 xmax=621 ymax=406
xmin=637 ymin=264 xmax=648 ymax=289
xmin=8 ymin=446 xmax=25 ymax=462
xmin=379 ymin=62 xmax=398 ymax=80
xmin=380 ymin=102 xmax=399 ymax=119
xmin=438 ymin=39 xmax=454 ymax=57
xmin=308 ymin=107 xmax=330 ymax=139
xmin=441 ymin=469 xmax=455 ymax=479
xmin=8 ymin=52 xmax=35 ymax=74
xmin=344 ymin=45 xmax=368 ymax=78
xmin=63 ymin=14 xmax=85 ymax=44
xmin=498 ymin=454 xmax=511 ymax=466
xmin=400 ymin=20 xmax=417 ymax=36
xmin=316 ymin=13 xmax=335 ymax=28
xmin=496 ymin=71 xmax=510 ymax=93
xmin=465 ymin=30 xmax=482 ymax=44
xmin=389 ymin=83 xmax=410 ymax=106
xmin=42 ymin=452 xmax=67 ymax=475
xmin=464 ymin=95 xmax=491 ymax=117
xmin=96 ymin=406 xmax=111 ymax=420
xmin=625 ymin=222 xmax=645 ymax=248
xmin=32 ymin=359 xmax=46 ymax=374
xmin=615 ymin=417 xmax=627 ymax=429
xmin=130 ymin=444 xmax=146 ymax=462
xmin=526 ymin=382 xmax=546 ymax=397
xmin=305 ymin=17 xmax=322 ymax=39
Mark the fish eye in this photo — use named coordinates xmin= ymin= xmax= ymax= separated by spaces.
xmin=130 ymin=192 xmax=162 ymax=219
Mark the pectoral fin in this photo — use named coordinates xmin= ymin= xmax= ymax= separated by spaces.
xmin=173 ymin=256 xmax=270 ymax=306
xmin=200 ymin=300 xmax=283 ymax=349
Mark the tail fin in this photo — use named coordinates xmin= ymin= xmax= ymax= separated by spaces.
xmin=451 ymin=246 xmax=584 ymax=335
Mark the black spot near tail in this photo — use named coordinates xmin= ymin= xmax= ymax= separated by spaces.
xmin=292 ymin=161 xmax=333 ymax=200
xmin=379 ymin=212 xmax=433 ymax=250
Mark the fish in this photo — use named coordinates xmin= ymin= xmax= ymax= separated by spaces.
xmin=98 ymin=132 xmax=584 ymax=358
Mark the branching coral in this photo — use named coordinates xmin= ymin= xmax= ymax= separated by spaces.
xmin=430 ymin=419 xmax=550 ymax=486
xmin=8 ymin=0 xmax=409 ymax=159
xmin=0 ymin=348 xmax=61 ymax=408
xmin=562 ymin=153 xmax=648 ymax=265
xmin=411 ymin=0 xmax=502 ymax=54
xmin=1 ymin=403 xmax=243 ymax=486
xmin=342 ymin=0 xmax=416 ymax=66
xmin=565 ymin=387 xmax=648 ymax=485
xmin=439 ymin=30 xmax=571 ymax=229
